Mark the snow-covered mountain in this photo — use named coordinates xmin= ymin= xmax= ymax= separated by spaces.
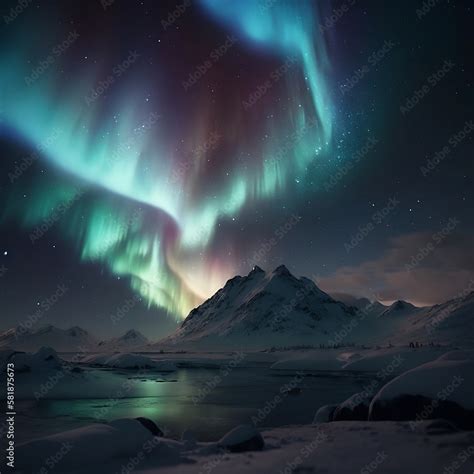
xmin=3 ymin=281 xmax=471 ymax=353
xmin=0 ymin=325 xmax=151 ymax=353
xmin=378 ymin=300 xmax=420 ymax=318
xmin=392 ymin=291 xmax=474 ymax=346
xmin=96 ymin=329 xmax=149 ymax=351
xmin=0 ymin=325 xmax=97 ymax=352
xmin=330 ymin=293 xmax=386 ymax=317
xmin=159 ymin=265 xmax=359 ymax=349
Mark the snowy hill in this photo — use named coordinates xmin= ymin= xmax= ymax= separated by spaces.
xmin=392 ymin=291 xmax=474 ymax=346
xmin=0 ymin=325 xmax=97 ymax=352
xmin=331 ymin=293 xmax=386 ymax=317
xmin=159 ymin=265 xmax=358 ymax=349
xmin=96 ymin=329 xmax=149 ymax=351
xmin=378 ymin=300 xmax=421 ymax=318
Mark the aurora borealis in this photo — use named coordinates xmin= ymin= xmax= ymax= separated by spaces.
xmin=1 ymin=0 xmax=472 ymax=337
xmin=0 ymin=0 xmax=335 ymax=318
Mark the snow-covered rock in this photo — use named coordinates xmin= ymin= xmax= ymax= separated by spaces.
xmin=313 ymin=404 xmax=338 ymax=423
xmin=333 ymin=392 xmax=371 ymax=421
xmin=369 ymin=358 xmax=474 ymax=429
xmin=218 ymin=424 xmax=264 ymax=452
xmin=135 ymin=417 xmax=164 ymax=436
xmin=13 ymin=419 xmax=474 ymax=474
xmin=81 ymin=353 xmax=177 ymax=370
xmin=16 ymin=418 xmax=181 ymax=473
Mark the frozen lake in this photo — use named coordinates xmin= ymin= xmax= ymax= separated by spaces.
xmin=15 ymin=365 xmax=374 ymax=443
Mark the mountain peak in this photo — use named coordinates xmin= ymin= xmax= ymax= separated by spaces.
xmin=273 ymin=264 xmax=291 ymax=276
xmin=248 ymin=265 xmax=265 ymax=276
xmin=390 ymin=300 xmax=415 ymax=310
xmin=67 ymin=326 xmax=88 ymax=337
xmin=36 ymin=324 xmax=56 ymax=334
xmin=162 ymin=265 xmax=357 ymax=348
xmin=122 ymin=329 xmax=144 ymax=339
xmin=378 ymin=299 xmax=417 ymax=318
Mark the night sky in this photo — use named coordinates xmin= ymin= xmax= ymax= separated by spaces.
xmin=0 ymin=0 xmax=472 ymax=338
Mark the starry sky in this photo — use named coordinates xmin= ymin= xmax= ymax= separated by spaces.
xmin=0 ymin=0 xmax=472 ymax=338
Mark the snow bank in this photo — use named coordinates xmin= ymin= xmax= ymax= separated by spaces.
xmin=15 ymin=420 xmax=265 ymax=473
xmin=342 ymin=347 xmax=445 ymax=373
xmin=371 ymin=359 xmax=474 ymax=411
xmin=150 ymin=422 xmax=474 ymax=474
xmin=218 ymin=424 xmax=264 ymax=452
xmin=14 ymin=419 xmax=474 ymax=474
xmin=437 ymin=350 xmax=474 ymax=361
xmin=333 ymin=392 xmax=371 ymax=421
xmin=313 ymin=404 xmax=338 ymax=423
xmin=81 ymin=353 xmax=177 ymax=370
xmin=16 ymin=418 xmax=182 ymax=472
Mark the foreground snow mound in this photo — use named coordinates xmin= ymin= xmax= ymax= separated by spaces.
xmin=16 ymin=418 xmax=183 ymax=473
xmin=313 ymin=404 xmax=338 ymax=423
xmin=333 ymin=392 xmax=371 ymax=421
xmin=14 ymin=420 xmax=474 ymax=474
xmin=218 ymin=425 xmax=264 ymax=453
xmin=370 ymin=358 xmax=474 ymax=429
xmin=15 ymin=420 xmax=265 ymax=473
xmin=159 ymin=422 xmax=474 ymax=474
xmin=437 ymin=350 xmax=474 ymax=361
xmin=81 ymin=353 xmax=177 ymax=370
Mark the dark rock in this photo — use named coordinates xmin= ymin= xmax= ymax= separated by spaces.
xmin=369 ymin=394 xmax=474 ymax=430
xmin=135 ymin=417 xmax=164 ymax=436
xmin=218 ymin=425 xmax=264 ymax=453
xmin=16 ymin=365 xmax=31 ymax=373
xmin=313 ymin=404 xmax=338 ymax=423
xmin=423 ymin=419 xmax=459 ymax=435
xmin=332 ymin=392 xmax=371 ymax=421
xmin=285 ymin=387 xmax=302 ymax=395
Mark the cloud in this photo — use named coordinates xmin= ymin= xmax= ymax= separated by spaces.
xmin=319 ymin=229 xmax=474 ymax=305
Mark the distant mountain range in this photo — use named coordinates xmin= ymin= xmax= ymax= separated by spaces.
xmin=330 ymin=293 xmax=387 ymax=317
xmin=97 ymin=329 xmax=149 ymax=351
xmin=2 ymin=266 xmax=473 ymax=351
xmin=0 ymin=325 xmax=149 ymax=353
xmin=0 ymin=325 xmax=97 ymax=352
